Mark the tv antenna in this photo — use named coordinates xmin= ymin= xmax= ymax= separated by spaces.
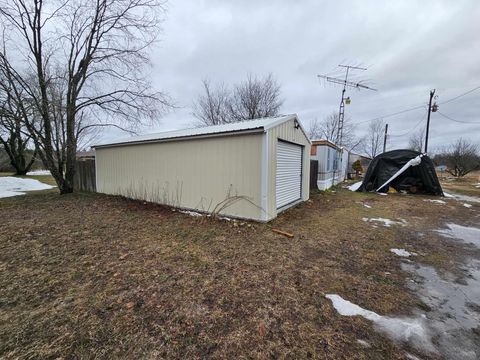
xmin=317 ymin=64 xmax=377 ymax=186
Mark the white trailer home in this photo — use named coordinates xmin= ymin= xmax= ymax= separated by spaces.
xmin=93 ymin=114 xmax=311 ymax=222
xmin=310 ymin=140 xmax=349 ymax=190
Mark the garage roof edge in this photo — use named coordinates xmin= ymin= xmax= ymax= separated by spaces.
xmin=93 ymin=114 xmax=310 ymax=149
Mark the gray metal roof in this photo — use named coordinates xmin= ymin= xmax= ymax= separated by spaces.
xmin=94 ymin=114 xmax=309 ymax=148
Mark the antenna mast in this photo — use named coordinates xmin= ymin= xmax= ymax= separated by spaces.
xmin=317 ymin=64 xmax=376 ymax=187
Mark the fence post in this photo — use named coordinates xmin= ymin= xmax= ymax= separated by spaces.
xmin=310 ymin=160 xmax=318 ymax=190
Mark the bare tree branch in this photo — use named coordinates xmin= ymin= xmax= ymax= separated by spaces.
xmin=363 ymin=119 xmax=385 ymax=158
xmin=193 ymin=74 xmax=283 ymax=126
xmin=0 ymin=0 xmax=171 ymax=193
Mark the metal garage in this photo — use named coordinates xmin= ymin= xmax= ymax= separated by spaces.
xmin=93 ymin=114 xmax=311 ymax=221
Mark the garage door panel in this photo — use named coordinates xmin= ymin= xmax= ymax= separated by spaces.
xmin=276 ymin=141 xmax=302 ymax=209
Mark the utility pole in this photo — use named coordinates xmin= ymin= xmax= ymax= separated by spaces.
xmin=424 ymin=89 xmax=437 ymax=153
xmin=317 ymin=65 xmax=376 ymax=186
xmin=383 ymin=123 xmax=388 ymax=153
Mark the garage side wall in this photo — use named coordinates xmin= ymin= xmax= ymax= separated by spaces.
xmin=266 ymin=119 xmax=311 ymax=220
xmin=96 ymin=134 xmax=264 ymax=220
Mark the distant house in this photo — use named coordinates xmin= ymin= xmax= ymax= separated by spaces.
xmin=310 ymin=140 xmax=349 ymax=190
xmin=348 ymin=153 xmax=372 ymax=177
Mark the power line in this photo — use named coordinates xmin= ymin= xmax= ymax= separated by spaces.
xmin=388 ymin=110 xmax=428 ymax=137
xmin=439 ymin=85 xmax=480 ymax=105
xmin=353 ymin=84 xmax=480 ymax=125
xmin=354 ymin=104 xmax=426 ymax=125
xmin=436 ymin=111 xmax=480 ymax=124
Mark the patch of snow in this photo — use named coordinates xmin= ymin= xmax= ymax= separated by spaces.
xmin=423 ymin=199 xmax=446 ymax=205
xmin=363 ymin=203 xmax=372 ymax=209
xmin=463 ymin=203 xmax=472 ymax=208
xmin=348 ymin=181 xmax=362 ymax=191
xmin=444 ymin=192 xmax=480 ymax=204
xmin=436 ymin=223 xmax=480 ymax=248
xmin=0 ymin=176 xmax=55 ymax=198
xmin=390 ymin=248 xmax=417 ymax=257
xmin=179 ymin=210 xmax=203 ymax=217
xmin=325 ymin=294 xmax=434 ymax=353
xmin=377 ymin=192 xmax=388 ymax=196
xmin=362 ymin=217 xmax=408 ymax=227
xmin=405 ymin=353 xmax=422 ymax=360
xmin=26 ymin=169 xmax=51 ymax=175
xmin=356 ymin=339 xmax=371 ymax=348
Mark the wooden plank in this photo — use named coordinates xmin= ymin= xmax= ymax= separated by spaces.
xmin=272 ymin=228 xmax=294 ymax=238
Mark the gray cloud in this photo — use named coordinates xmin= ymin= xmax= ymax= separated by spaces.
xmin=114 ymin=0 xmax=480 ymax=153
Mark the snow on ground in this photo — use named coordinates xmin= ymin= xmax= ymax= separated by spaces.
xmin=444 ymin=192 xmax=480 ymax=204
xmin=348 ymin=181 xmax=362 ymax=191
xmin=363 ymin=204 xmax=372 ymax=209
xmin=0 ymin=176 xmax=55 ymax=198
xmin=423 ymin=199 xmax=446 ymax=205
xmin=362 ymin=217 xmax=408 ymax=227
xmin=26 ymin=169 xmax=51 ymax=175
xmin=179 ymin=210 xmax=203 ymax=217
xmin=402 ymin=260 xmax=480 ymax=359
xmin=356 ymin=339 xmax=371 ymax=348
xmin=405 ymin=353 xmax=422 ymax=360
xmin=463 ymin=203 xmax=472 ymax=208
xmin=325 ymin=294 xmax=434 ymax=353
xmin=390 ymin=248 xmax=417 ymax=257
xmin=436 ymin=223 xmax=480 ymax=248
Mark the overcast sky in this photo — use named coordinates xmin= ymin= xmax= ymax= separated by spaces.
xmin=108 ymin=0 xmax=480 ymax=153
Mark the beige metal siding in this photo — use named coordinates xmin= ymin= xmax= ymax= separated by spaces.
xmin=266 ymin=119 xmax=311 ymax=220
xmin=96 ymin=134 xmax=264 ymax=220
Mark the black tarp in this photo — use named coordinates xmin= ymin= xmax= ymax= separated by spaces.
xmin=357 ymin=149 xmax=443 ymax=195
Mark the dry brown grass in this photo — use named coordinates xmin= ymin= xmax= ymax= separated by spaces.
xmin=0 ymin=178 xmax=478 ymax=359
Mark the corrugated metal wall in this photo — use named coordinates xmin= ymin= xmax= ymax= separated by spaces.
xmin=96 ymin=134 xmax=264 ymax=220
xmin=265 ymin=118 xmax=311 ymax=220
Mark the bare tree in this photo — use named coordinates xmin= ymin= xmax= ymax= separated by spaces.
xmin=363 ymin=119 xmax=385 ymax=158
xmin=408 ymin=128 xmax=425 ymax=152
xmin=193 ymin=74 xmax=283 ymax=126
xmin=308 ymin=112 xmax=363 ymax=151
xmin=192 ymin=80 xmax=231 ymax=126
xmin=435 ymin=138 xmax=480 ymax=177
xmin=0 ymin=0 xmax=171 ymax=193
xmin=229 ymin=74 xmax=283 ymax=121
xmin=0 ymin=86 xmax=37 ymax=175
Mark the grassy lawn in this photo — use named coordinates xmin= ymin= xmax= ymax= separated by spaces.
xmin=0 ymin=174 xmax=478 ymax=359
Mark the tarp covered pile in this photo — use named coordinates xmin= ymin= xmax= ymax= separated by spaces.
xmin=357 ymin=149 xmax=443 ymax=195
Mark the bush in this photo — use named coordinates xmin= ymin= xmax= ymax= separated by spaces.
xmin=352 ymin=159 xmax=363 ymax=174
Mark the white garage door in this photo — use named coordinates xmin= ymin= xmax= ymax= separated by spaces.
xmin=276 ymin=140 xmax=302 ymax=209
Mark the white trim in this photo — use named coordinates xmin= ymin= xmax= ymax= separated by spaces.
xmin=94 ymin=149 xmax=98 ymax=192
xmin=260 ymin=131 xmax=269 ymax=221
xmin=263 ymin=114 xmax=312 ymax=144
